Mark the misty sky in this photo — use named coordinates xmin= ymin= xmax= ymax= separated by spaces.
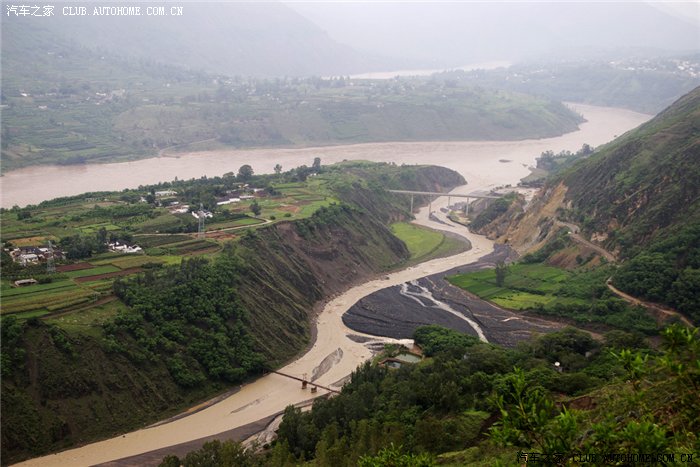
xmin=288 ymin=1 xmax=700 ymax=66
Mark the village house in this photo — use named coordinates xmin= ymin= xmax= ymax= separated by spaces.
xmin=108 ymin=242 xmax=143 ymax=254
xmin=168 ymin=204 xmax=190 ymax=214
xmin=191 ymin=210 xmax=213 ymax=219
xmin=10 ymin=246 xmax=64 ymax=266
xmin=13 ymin=278 xmax=38 ymax=287
xmin=216 ymin=198 xmax=241 ymax=206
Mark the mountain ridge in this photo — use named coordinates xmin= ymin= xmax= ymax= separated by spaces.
xmin=476 ymin=86 xmax=700 ymax=325
xmin=1 ymin=2 xmax=396 ymax=78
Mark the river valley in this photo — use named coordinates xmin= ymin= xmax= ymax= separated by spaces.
xmin=12 ymin=104 xmax=651 ymax=466
xmin=16 ymin=182 xmax=561 ymax=467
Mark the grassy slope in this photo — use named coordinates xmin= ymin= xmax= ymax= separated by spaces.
xmin=390 ymin=222 xmax=466 ymax=264
xmin=479 ymin=87 xmax=700 ymax=326
xmin=560 ymin=86 xmax=700 ymax=251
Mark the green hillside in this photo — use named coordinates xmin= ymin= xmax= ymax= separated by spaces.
xmin=557 ymin=87 xmax=700 ymax=323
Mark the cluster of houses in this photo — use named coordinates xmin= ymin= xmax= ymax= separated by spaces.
xmin=216 ymin=186 xmax=264 ymax=206
xmin=5 ymin=240 xmax=142 ymax=271
xmin=108 ymin=242 xmax=142 ymax=254
xmin=157 ymin=185 xmax=266 ymax=212
xmin=7 ymin=246 xmax=64 ymax=266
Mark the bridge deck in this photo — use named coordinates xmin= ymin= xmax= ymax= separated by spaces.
xmin=388 ymin=190 xmax=500 ymax=199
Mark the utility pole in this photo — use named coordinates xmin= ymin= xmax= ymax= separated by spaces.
xmin=46 ymin=240 xmax=56 ymax=274
xmin=197 ymin=203 xmax=205 ymax=239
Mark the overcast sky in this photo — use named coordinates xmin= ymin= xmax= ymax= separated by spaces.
xmin=287 ymin=1 xmax=700 ymax=65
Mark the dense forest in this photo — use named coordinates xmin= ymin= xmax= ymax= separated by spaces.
xmin=160 ymin=324 xmax=699 ymax=466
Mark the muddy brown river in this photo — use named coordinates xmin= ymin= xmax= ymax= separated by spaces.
xmin=1 ymin=103 xmax=649 ymax=208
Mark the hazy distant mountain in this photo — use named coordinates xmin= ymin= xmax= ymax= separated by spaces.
xmin=5 ymin=2 xmax=696 ymax=79
xmin=291 ymin=2 xmax=700 ymax=67
xmin=1 ymin=2 xmax=401 ymax=77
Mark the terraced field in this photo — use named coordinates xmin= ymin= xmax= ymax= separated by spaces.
xmin=1 ymin=263 xmax=138 ymax=317
xmin=0 ymin=163 xmax=382 ymax=325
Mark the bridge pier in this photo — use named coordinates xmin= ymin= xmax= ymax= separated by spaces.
xmin=387 ymin=190 xmax=501 ymax=220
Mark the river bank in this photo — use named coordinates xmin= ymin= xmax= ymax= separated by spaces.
xmin=14 ymin=174 xmax=566 ymax=467
xmin=1 ymin=103 xmax=650 ymax=208
xmin=343 ymin=244 xmax=564 ymax=346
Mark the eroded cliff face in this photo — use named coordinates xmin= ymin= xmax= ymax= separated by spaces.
xmin=473 ymin=183 xmax=569 ymax=256
xmin=236 ymin=205 xmax=409 ymax=363
xmin=237 ymin=164 xmax=465 ymax=362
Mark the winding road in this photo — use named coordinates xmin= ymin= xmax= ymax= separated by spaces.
xmin=606 ymin=280 xmax=693 ymax=327
xmin=556 ymin=221 xmax=692 ymax=327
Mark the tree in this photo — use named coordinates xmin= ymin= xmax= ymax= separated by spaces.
xmin=490 ymin=368 xmax=578 ymax=454
xmin=312 ymin=157 xmax=322 ymax=173
xmin=274 ymin=164 xmax=283 ymax=176
xmin=579 ymin=143 xmax=593 ymax=156
xmin=237 ymin=164 xmax=254 ymax=182
xmin=495 ymin=262 xmax=509 ymax=287
xmin=250 ymin=201 xmax=261 ymax=216
xmin=16 ymin=210 xmax=31 ymax=220
xmin=97 ymin=227 xmax=108 ymax=246
xmin=295 ymin=165 xmax=311 ymax=182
